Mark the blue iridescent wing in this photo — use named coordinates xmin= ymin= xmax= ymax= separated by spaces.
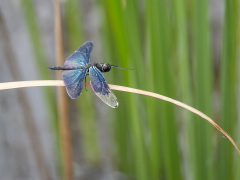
xmin=89 ymin=66 xmax=119 ymax=108
xmin=62 ymin=69 xmax=88 ymax=99
xmin=62 ymin=41 xmax=93 ymax=99
xmin=64 ymin=41 xmax=93 ymax=67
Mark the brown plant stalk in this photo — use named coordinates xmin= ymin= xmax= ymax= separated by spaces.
xmin=53 ymin=0 xmax=72 ymax=179
xmin=0 ymin=80 xmax=239 ymax=155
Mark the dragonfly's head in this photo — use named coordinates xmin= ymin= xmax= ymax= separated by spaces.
xmin=98 ymin=62 xmax=133 ymax=72
xmin=101 ymin=63 xmax=111 ymax=72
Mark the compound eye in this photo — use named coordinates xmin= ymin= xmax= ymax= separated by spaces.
xmin=102 ymin=63 xmax=111 ymax=72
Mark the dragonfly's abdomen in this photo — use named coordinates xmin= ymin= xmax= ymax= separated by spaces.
xmin=48 ymin=66 xmax=87 ymax=70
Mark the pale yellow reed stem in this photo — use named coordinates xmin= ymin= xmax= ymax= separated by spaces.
xmin=0 ymin=80 xmax=239 ymax=155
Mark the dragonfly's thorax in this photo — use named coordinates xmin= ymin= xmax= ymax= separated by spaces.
xmin=93 ymin=62 xmax=111 ymax=72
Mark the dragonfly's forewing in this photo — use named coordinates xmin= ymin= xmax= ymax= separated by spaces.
xmin=89 ymin=66 xmax=119 ymax=108
xmin=62 ymin=41 xmax=93 ymax=99
xmin=64 ymin=41 xmax=93 ymax=67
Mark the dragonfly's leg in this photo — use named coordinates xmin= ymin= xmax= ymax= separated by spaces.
xmin=85 ymin=76 xmax=88 ymax=91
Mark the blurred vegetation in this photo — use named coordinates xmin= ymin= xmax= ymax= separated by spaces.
xmin=22 ymin=0 xmax=240 ymax=179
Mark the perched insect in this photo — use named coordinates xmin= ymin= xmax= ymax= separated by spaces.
xmin=48 ymin=41 xmax=132 ymax=108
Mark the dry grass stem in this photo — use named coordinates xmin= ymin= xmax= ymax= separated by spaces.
xmin=54 ymin=0 xmax=72 ymax=179
xmin=0 ymin=80 xmax=239 ymax=155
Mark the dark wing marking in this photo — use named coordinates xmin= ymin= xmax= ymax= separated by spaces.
xmin=89 ymin=66 xmax=118 ymax=108
xmin=64 ymin=41 xmax=94 ymax=67
xmin=62 ymin=69 xmax=88 ymax=99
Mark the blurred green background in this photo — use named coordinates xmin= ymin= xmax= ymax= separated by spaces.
xmin=0 ymin=0 xmax=239 ymax=179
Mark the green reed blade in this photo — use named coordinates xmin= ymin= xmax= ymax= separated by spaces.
xmin=219 ymin=0 xmax=239 ymax=180
xmin=172 ymin=0 xmax=193 ymax=179
xmin=21 ymin=0 xmax=60 ymax=171
xmin=102 ymin=1 xmax=149 ymax=179
xmin=147 ymin=0 xmax=182 ymax=179
xmin=191 ymin=0 xmax=214 ymax=180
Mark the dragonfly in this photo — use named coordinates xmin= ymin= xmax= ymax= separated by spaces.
xmin=48 ymin=41 xmax=131 ymax=108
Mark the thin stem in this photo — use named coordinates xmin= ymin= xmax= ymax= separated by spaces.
xmin=54 ymin=0 xmax=73 ymax=179
xmin=0 ymin=80 xmax=239 ymax=155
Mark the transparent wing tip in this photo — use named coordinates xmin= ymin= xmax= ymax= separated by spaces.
xmin=110 ymin=100 xmax=119 ymax=108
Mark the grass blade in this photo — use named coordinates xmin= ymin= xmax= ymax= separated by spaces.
xmin=219 ymin=0 xmax=239 ymax=179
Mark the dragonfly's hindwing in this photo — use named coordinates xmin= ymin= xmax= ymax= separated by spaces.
xmin=62 ymin=69 xmax=88 ymax=99
xmin=89 ymin=66 xmax=119 ymax=108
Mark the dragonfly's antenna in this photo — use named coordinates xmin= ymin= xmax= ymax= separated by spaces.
xmin=110 ymin=65 xmax=134 ymax=70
